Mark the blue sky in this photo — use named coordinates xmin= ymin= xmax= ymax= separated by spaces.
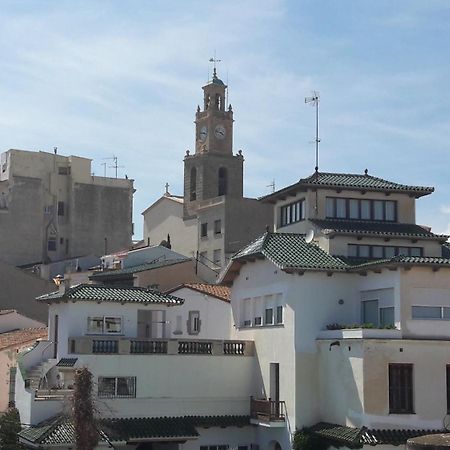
xmin=0 ymin=0 xmax=449 ymax=238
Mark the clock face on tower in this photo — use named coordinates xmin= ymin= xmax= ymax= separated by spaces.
xmin=199 ymin=126 xmax=208 ymax=142
xmin=214 ymin=124 xmax=226 ymax=140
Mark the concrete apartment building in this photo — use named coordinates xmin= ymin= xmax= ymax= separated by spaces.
xmin=0 ymin=149 xmax=134 ymax=266
xmin=143 ymin=69 xmax=272 ymax=273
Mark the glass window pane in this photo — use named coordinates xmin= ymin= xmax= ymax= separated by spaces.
xmin=276 ymin=306 xmax=283 ymax=324
xmin=300 ymin=199 xmax=305 ymax=220
xmin=117 ymin=377 xmax=135 ymax=397
xmin=326 ymin=198 xmax=334 ymax=217
xmin=359 ymin=245 xmax=370 ymax=258
xmin=349 ymin=199 xmax=359 ymax=219
xmin=361 ymin=200 xmax=371 ymax=219
xmin=372 ymin=246 xmax=383 ymax=258
xmin=336 ymin=198 xmax=346 ymax=218
xmin=412 ymin=306 xmax=442 ymax=319
xmin=380 ymin=307 xmax=394 ymax=327
xmin=410 ymin=247 xmax=422 ymax=257
xmin=362 ymin=300 xmax=379 ymax=325
xmin=348 ymin=244 xmax=358 ymax=257
xmin=98 ymin=377 xmax=115 ymax=397
xmin=87 ymin=317 xmax=103 ymax=333
xmin=399 ymin=247 xmax=409 ymax=256
xmin=385 ymin=201 xmax=396 ymax=221
xmin=385 ymin=246 xmax=396 ymax=258
xmin=105 ymin=317 xmax=122 ymax=333
xmin=265 ymin=308 xmax=273 ymax=325
xmin=374 ymin=200 xmax=384 ymax=220
xmin=443 ymin=308 xmax=450 ymax=319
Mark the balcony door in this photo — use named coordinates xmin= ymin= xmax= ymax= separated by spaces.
xmin=137 ymin=310 xmax=166 ymax=338
xmin=270 ymin=363 xmax=279 ymax=402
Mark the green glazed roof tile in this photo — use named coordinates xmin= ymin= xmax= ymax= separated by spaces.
xmin=309 ymin=422 xmax=444 ymax=448
xmin=261 ymin=171 xmax=434 ymax=201
xmin=312 ymin=219 xmax=447 ymax=240
xmin=36 ymin=284 xmax=184 ymax=305
xmin=442 ymin=241 xmax=450 ymax=258
xmin=19 ymin=415 xmax=251 ymax=445
xmin=233 ymin=232 xmax=348 ymax=272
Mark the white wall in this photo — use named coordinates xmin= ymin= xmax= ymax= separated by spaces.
xmin=143 ymin=197 xmax=198 ymax=259
xmin=166 ymin=287 xmax=231 ymax=340
xmin=49 ymin=301 xmax=182 ymax=357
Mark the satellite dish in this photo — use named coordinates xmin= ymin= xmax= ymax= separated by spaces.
xmin=305 ymin=229 xmax=315 ymax=244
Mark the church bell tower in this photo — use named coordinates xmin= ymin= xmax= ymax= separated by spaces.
xmin=184 ymin=68 xmax=244 ymax=218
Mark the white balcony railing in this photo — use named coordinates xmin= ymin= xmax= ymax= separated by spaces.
xmin=69 ymin=336 xmax=254 ymax=356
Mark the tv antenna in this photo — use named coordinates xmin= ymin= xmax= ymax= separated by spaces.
xmin=102 ymin=155 xmax=124 ymax=178
xmin=266 ymin=179 xmax=276 ymax=193
xmin=305 ymin=91 xmax=320 ymax=174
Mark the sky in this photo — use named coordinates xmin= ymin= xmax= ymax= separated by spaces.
xmin=0 ymin=0 xmax=449 ymax=239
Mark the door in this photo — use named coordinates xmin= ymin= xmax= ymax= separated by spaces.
xmin=269 ymin=363 xmax=280 ymax=418
xmin=137 ymin=310 xmax=166 ymax=338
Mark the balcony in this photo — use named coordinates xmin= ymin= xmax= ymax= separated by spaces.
xmin=69 ymin=336 xmax=254 ymax=356
xmin=250 ymin=397 xmax=286 ymax=427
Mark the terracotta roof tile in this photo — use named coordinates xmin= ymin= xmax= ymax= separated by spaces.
xmin=0 ymin=328 xmax=47 ymax=351
xmin=184 ymin=283 xmax=231 ymax=302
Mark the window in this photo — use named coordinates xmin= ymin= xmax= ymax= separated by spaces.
xmin=412 ymin=306 xmax=450 ymax=320
xmin=201 ymin=222 xmax=208 ymax=238
xmin=214 ymin=219 xmax=222 ymax=235
xmin=57 ymin=201 xmax=65 ymax=216
xmin=380 ymin=307 xmax=394 ymax=327
xmin=98 ymin=376 xmax=136 ymax=398
xmin=213 ymin=249 xmax=222 ymax=266
xmin=187 ymin=311 xmax=200 ymax=335
xmin=190 ymin=167 xmax=197 ymax=201
xmin=276 ymin=305 xmax=283 ymax=324
xmin=265 ymin=308 xmax=274 ymax=325
xmin=58 ymin=166 xmax=70 ymax=175
xmin=389 ymin=364 xmax=413 ymax=413
xmin=254 ymin=316 xmax=262 ymax=326
xmin=218 ymin=167 xmax=227 ymax=196
xmin=87 ymin=316 xmax=122 ymax=334
xmin=348 ymin=244 xmax=423 ymax=259
xmin=280 ymin=199 xmax=305 ymax=227
xmin=362 ymin=300 xmax=379 ymax=325
xmin=326 ymin=197 xmax=397 ymax=222
xmin=47 ymin=238 xmax=56 ymax=251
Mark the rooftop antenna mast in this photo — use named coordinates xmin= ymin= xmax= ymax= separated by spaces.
xmin=103 ymin=155 xmax=124 ymax=179
xmin=267 ymin=179 xmax=275 ymax=193
xmin=305 ymin=91 xmax=320 ymax=176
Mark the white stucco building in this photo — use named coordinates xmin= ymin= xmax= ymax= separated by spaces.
xmin=15 ymin=283 xmax=256 ymax=450
xmin=219 ymin=171 xmax=450 ymax=450
xmin=15 ymin=170 xmax=450 ymax=450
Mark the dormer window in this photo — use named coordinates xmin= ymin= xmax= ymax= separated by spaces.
xmin=326 ymin=197 xmax=396 ymax=222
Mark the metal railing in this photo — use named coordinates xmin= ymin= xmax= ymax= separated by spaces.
xmin=250 ymin=396 xmax=286 ymax=422
xmin=130 ymin=340 xmax=167 ymax=354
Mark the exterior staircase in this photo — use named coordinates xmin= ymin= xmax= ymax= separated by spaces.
xmin=25 ymin=359 xmax=56 ymax=390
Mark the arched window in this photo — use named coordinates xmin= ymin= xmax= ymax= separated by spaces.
xmin=218 ymin=167 xmax=227 ymax=196
xmin=190 ymin=167 xmax=197 ymax=201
